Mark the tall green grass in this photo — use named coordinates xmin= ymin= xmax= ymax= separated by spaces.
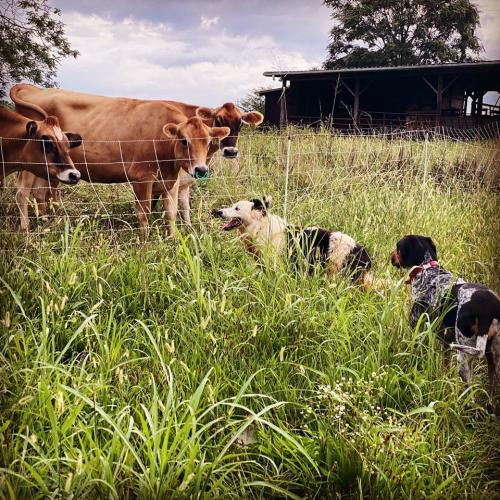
xmin=0 ymin=129 xmax=499 ymax=498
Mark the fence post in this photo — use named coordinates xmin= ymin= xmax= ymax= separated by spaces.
xmin=422 ymin=132 xmax=429 ymax=190
xmin=283 ymin=131 xmax=292 ymax=219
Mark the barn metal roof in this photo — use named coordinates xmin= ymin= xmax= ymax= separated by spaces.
xmin=263 ymin=60 xmax=500 ymax=80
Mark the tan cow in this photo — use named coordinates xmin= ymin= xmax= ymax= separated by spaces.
xmin=10 ymin=84 xmax=230 ymax=238
xmin=11 ymin=83 xmax=263 ymax=229
xmin=156 ymin=101 xmax=264 ymax=225
xmin=0 ymin=106 xmax=82 ymax=229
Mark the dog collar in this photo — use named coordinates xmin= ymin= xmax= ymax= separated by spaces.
xmin=406 ymin=260 xmax=439 ymax=284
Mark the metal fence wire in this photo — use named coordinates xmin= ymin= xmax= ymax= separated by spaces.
xmin=0 ymin=126 xmax=499 ymax=242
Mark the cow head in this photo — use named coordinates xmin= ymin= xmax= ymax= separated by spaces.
xmin=162 ymin=116 xmax=230 ymax=178
xmin=25 ymin=116 xmax=82 ymax=184
xmin=196 ymin=102 xmax=263 ymax=159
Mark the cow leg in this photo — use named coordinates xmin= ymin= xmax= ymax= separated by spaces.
xmin=16 ymin=185 xmax=31 ymax=230
xmin=150 ymin=193 xmax=162 ymax=214
xmin=132 ymin=181 xmax=153 ymax=241
xmin=162 ymin=181 xmax=179 ymax=237
xmin=33 ymin=177 xmax=55 ymax=216
xmin=178 ymin=185 xmax=191 ymax=228
xmin=15 ymin=171 xmax=36 ymax=230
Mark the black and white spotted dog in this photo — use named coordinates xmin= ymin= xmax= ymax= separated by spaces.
xmin=212 ymin=195 xmax=373 ymax=287
xmin=391 ymin=235 xmax=500 ymax=412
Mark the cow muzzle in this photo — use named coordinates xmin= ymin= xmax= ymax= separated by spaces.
xmin=222 ymin=147 xmax=239 ymax=159
xmin=194 ymin=165 xmax=209 ymax=179
xmin=57 ymin=168 xmax=81 ymax=185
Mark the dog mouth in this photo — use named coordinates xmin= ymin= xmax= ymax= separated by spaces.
xmin=222 ymin=218 xmax=242 ymax=230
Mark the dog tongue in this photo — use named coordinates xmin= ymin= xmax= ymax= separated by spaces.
xmin=222 ymin=219 xmax=241 ymax=230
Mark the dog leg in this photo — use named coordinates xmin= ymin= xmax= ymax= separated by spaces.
xmin=486 ymin=335 xmax=500 ymax=414
xmin=457 ymin=351 xmax=472 ymax=384
xmin=451 ymin=335 xmax=487 ymax=358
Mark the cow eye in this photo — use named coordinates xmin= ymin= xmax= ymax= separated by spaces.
xmin=181 ymin=138 xmax=188 ymax=147
xmin=41 ymin=135 xmax=54 ymax=153
xmin=235 ymin=206 xmax=240 ymax=211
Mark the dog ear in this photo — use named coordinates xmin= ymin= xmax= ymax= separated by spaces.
xmin=251 ymin=198 xmax=267 ymax=215
xmin=425 ymin=236 xmax=437 ymax=259
xmin=263 ymin=195 xmax=272 ymax=208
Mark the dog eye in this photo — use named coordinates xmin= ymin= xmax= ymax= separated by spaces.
xmin=235 ymin=207 xmax=240 ymax=211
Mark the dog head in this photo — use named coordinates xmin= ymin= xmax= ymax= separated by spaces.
xmin=211 ymin=195 xmax=272 ymax=231
xmin=390 ymin=235 xmax=437 ymax=269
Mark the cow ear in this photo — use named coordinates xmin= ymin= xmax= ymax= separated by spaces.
xmin=196 ymin=107 xmax=216 ymax=121
xmin=162 ymin=123 xmax=178 ymax=138
xmin=209 ymin=126 xmax=230 ymax=139
xmin=263 ymin=195 xmax=272 ymax=208
xmin=241 ymin=111 xmax=263 ymax=126
xmin=65 ymin=132 xmax=82 ymax=148
xmin=26 ymin=121 xmax=38 ymax=138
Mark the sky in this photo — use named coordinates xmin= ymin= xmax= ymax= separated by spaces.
xmin=51 ymin=0 xmax=500 ymax=106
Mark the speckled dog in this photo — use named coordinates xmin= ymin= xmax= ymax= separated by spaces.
xmin=391 ymin=235 xmax=500 ymax=412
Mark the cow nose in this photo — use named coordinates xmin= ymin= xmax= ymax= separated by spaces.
xmin=68 ymin=170 xmax=81 ymax=183
xmin=211 ymin=209 xmax=223 ymax=218
xmin=223 ymin=147 xmax=238 ymax=158
xmin=194 ymin=166 xmax=208 ymax=178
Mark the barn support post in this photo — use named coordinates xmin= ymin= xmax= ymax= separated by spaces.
xmin=341 ymin=78 xmax=368 ymax=129
xmin=436 ymin=74 xmax=443 ymax=125
xmin=353 ymin=77 xmax=360 ymax=127
xmin=279 ymin=80 xmax=287 ymax=129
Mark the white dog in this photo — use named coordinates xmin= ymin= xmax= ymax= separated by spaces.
xmin=212 ymin=195 xmax=373 ymax=287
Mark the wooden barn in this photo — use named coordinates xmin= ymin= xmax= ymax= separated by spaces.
xmin=260 ymin=60 xmax=500 ymax=130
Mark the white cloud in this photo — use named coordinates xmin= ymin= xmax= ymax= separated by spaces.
xmin=200 ymin=15 xmax=219 ymax=30
xmin=57 ymin=12 xmax=317 ymax=106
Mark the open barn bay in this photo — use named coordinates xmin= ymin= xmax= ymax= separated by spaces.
xmin=1 ymin=129 xmax=499 ymax=498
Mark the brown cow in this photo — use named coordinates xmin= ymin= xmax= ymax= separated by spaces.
xmin=10 ymin=84 xmax=230 ymax=238
xmin=0 ymin=106 xmax=82 ymax=229
xmin=155 ymin=101 xmax=264 ymax=226
xmin=11 ymin=83 xmax=264 ymax=229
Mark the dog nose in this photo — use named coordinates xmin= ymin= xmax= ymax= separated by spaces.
xmin=390 ymin=250 xmax=399 ymax=267
xmin=223 ymin=147 xmax=238 ymax=158
xmin=68 ymin=170 xmax=81 ymax=183
xmin=194 ymin=166 xmax=208 ymax=178
xmin=211 ymin=209 xmax=223 ymax=217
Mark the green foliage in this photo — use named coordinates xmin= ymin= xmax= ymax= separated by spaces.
xmin=238 ymin=87 xmax=269 ymax=114
xmin=0 ymin=0 xmax=78 ymax=99
xmin=0 ymin=129 xmax=499 ymax=497
xmin=323 ymin=0 xmax=483 ymax=68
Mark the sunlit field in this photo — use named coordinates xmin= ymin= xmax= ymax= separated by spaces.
xmin=1 ymin=128 xmax=499 ymax=498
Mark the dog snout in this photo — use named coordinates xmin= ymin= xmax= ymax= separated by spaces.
xmin=211 ymin=209 xmax=223 ymax=218
xmin=390 ymin=249 xmax=400 ymax=267
xmin=222 ymin=147 xmax=238 ymax=159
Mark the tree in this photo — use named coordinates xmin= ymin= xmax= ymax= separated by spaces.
xmin=0 ymin=0 xmax=78 ymax=99
xmin=323 ymin=0 xmax=482 ymax=69
xmin=238 ymin=87 xmax=268 ymax=115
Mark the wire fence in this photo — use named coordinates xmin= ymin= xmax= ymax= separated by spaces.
xmin=1 ymin=126 xmax=499 ymax=244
